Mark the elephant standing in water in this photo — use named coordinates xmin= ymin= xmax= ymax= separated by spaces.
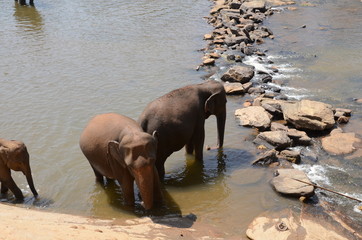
xmin=138 ymin=80 xmax=227 ymax=180
xmin=17 ymin=0 xmax=34 ymax=6
xmin=0 ymin=138 xmax=38 ymax=201
xmin=79 ymin=113 xmax=163 ymax=210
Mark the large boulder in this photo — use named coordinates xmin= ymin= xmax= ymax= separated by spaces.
xmin=271 ymin=169 xmax=314 ymax=197
xmin=321 ymin=129 xmax=361 ymax=155
xmin=281 ymin=100 xmax=335 ymax=131
xmin=254 ymin=131 xmax=292 ymax=150
xmin=235 ymin=106 xmax=271 ymax=129
xmin=221 ymin=65 xmax=255 ymax=83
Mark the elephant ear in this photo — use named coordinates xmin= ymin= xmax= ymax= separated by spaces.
xmin=107 ymin=141 xmax=126 ymax=168
xmin=205 ymin=92 xmax=220 ymax=115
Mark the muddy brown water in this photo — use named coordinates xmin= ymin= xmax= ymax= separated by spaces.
xmin=1 ymin=0 xmax=361 ymax=237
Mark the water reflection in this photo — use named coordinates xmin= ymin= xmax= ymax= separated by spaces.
xmin=13 ymin=2 xmax=44 ymax=40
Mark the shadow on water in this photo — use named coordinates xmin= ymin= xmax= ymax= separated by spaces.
xmin=1 ymin=194 xmax=54 ymax=209
xmin=94 ymin=178 xmax=195 ymax=228
xmin=13 ymin=2 xmax=44 ymax=39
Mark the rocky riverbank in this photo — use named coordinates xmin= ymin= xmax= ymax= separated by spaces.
xmin=200 ymin=0 xmax=362 ymax=239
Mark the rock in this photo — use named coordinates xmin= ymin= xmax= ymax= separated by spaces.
xmin=224 ymin=36 xmax=249 ymax=47
xmin=337 ymin=116 xmax=349 ymax=124
xmin=248 ymin=87 xmax=265 ymax=95
xmin=229 ymin=1 xmax=242 ymax=9
xmin=271 ymin=169 xmax=314 ymax=197
xmin=202 ymin=58 xmax=215 ymax=66
xmin=278 ymin=149 xmax=301 ymax=163
xmin=335 ymin=108 xmax=352 ymax=117
xmin=246 ymin=208 xmax=356 ymax=240
xmin=271 ymin=122 xmax=288 ymax=131
xmin=203 ymin=34 xmax=213 ymax=40
xmin=221 ymin=65 xmax=255 ymax=83
xmin=242 ymin=1 xmax=267 ymax=12
xmin=262 ymin=103 xmax=283 ymax=118
xmin=252 ymin=149 xmax=278 ymax=166
xmin=254 ymin=131 xmax=292 ymax=150
xmin=281 ymin=99 xmax=335 ymax=131
xmin=223 ymin=82 xmax=245 ymax=95
xmin=209 ymin=52 xmax=221 ymax=58
xmin=235 ymin=106 xmax=272 ymax=129
xmin=287 ymin=128 xmax=312 ymax=146
xmin=321 ymin=130 xmax=361 ymax=155
xmin=266 ymin=0 xmax=296 ymax=7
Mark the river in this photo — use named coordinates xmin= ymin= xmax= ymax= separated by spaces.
xmin=0 ymin=0 xmax=361 ymax=237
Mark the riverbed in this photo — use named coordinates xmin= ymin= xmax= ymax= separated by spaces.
xmin=0 ymin=0 xmax=361 ymax=238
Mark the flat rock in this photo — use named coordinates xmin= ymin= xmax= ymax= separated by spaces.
xmin=254 ymin=131 xmax=292 ymax=150
xmin=246 ymin=208 xmax=355 ymax=240
xmin=235 ymin=106 xmax=271 ymax=129
xmin=223 ymin=82 xmax=245 ymax=95
xmin=252 ymin=149 xmax=278 ymax=166
xmin=321 ymin=130 xmax=361 ymax=155
xmin=242 ymin=1 xmax=266 ymax=12
xmin=271 ymin=169 xmax=314 ymax=197
xmin=221 ymin=65 xmax=255 ymax=83
xmin=281 ymin=99 xmax=335 ymax=131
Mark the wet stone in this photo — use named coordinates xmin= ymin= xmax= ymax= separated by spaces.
xmin=271 ymin=169 xmax=315 ymax=197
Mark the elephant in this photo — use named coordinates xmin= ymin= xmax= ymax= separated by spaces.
xmin=16 ymin=0 xmax=34 ymax=6
xmin=138 ymin=80 xmax=227 ymax=180
xmin=0 ymin=138 xmax=38 ymax=201
xmin=79 ymin=113 xmax=163 ymax=210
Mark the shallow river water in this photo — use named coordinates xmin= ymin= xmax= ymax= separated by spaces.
xmin=1 ymin=0 xmax=361 ymax=237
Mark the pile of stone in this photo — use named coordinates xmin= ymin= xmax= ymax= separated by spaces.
xmin=234 ymin=97 xmax=360 ymax=197
xmin=201 ymin=0 xmax=275 ymax=68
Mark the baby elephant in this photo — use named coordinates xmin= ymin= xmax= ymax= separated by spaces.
xmin=0 ymin=138 xmax=38 ymax=201
xmin=79 ymin=113 xmax=163 ymax=210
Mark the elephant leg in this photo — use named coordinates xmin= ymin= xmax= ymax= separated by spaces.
xmin=3 ymin=177 xmax=24 ymax=200
xmin=1 ymin=182 xmax=9 ymax=194
xmin=193 ymin=126 xmax=205 ymax=161
xmin=91 ymin=165 xmax=104 ymax=184
xmin=185 ymin=139 xmax=194 ymax=155
xmin=119 ymin=172 xmax=135 ymax=206
xmin=152 ymin=167 xmax=163 ymax=205
xmin=0 ymin=168 xmax=23 ymax=200
xmin=155 ymin=153 xmax=168 ymax=180
xmin=29 ymin=0 xmax=34 ymax=5
xmin=19 ymin=0 xmax=26 ymax=5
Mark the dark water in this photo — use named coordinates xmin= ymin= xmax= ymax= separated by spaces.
xmin=0 ymin=0 xmax=361 ymax=237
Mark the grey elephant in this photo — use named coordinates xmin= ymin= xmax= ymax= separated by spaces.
xmin=138 ymin=80 xmax=227 ymax=180
xmin=0 ymin=138 xmax=38 ymax=201
xmin=79 ymin=113 xmax=163 ymax=210
xmin=16 ymin=0 xmax=34 ymax=6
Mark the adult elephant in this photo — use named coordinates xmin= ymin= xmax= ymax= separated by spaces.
xmin=138 ymin=80 xmax=227 ymax=180
xmin=79 ymin=113 xmax=163 ymax=210
xmin=17 ymin=0 xmax=34 ymax=6
xmin=0 ymin=138 xmax=38 ymax=201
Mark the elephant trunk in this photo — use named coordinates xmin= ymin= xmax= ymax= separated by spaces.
xmin=216 ymin=111 xmax=226 ymax=148
xmin=135 ymin=166 xmax=154 ymax=210
xmin=24 ymin=165 xmax=38 ymax=197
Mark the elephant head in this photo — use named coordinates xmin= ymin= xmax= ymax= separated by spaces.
xmin=0 ymin=139 xmax=38 ymax=198
xmin=204 ymin=81 xmax=227 ymax=148
xmin=107 ymin=131 xmax=160 ymax=210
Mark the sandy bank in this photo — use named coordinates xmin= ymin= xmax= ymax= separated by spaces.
xmin=0 ymin=203 xmax=219 ymax=240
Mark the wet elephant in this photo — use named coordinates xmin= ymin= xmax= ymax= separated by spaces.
xmin=138 ymin=80 xmax=227 ymax=180
xmin=0 ymin=138 xmax=38 ymax=201
xmin=17 ymin=0 xmax=34 ymax=6
xmin=79 ymin=113 xmax=163 ymax=210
